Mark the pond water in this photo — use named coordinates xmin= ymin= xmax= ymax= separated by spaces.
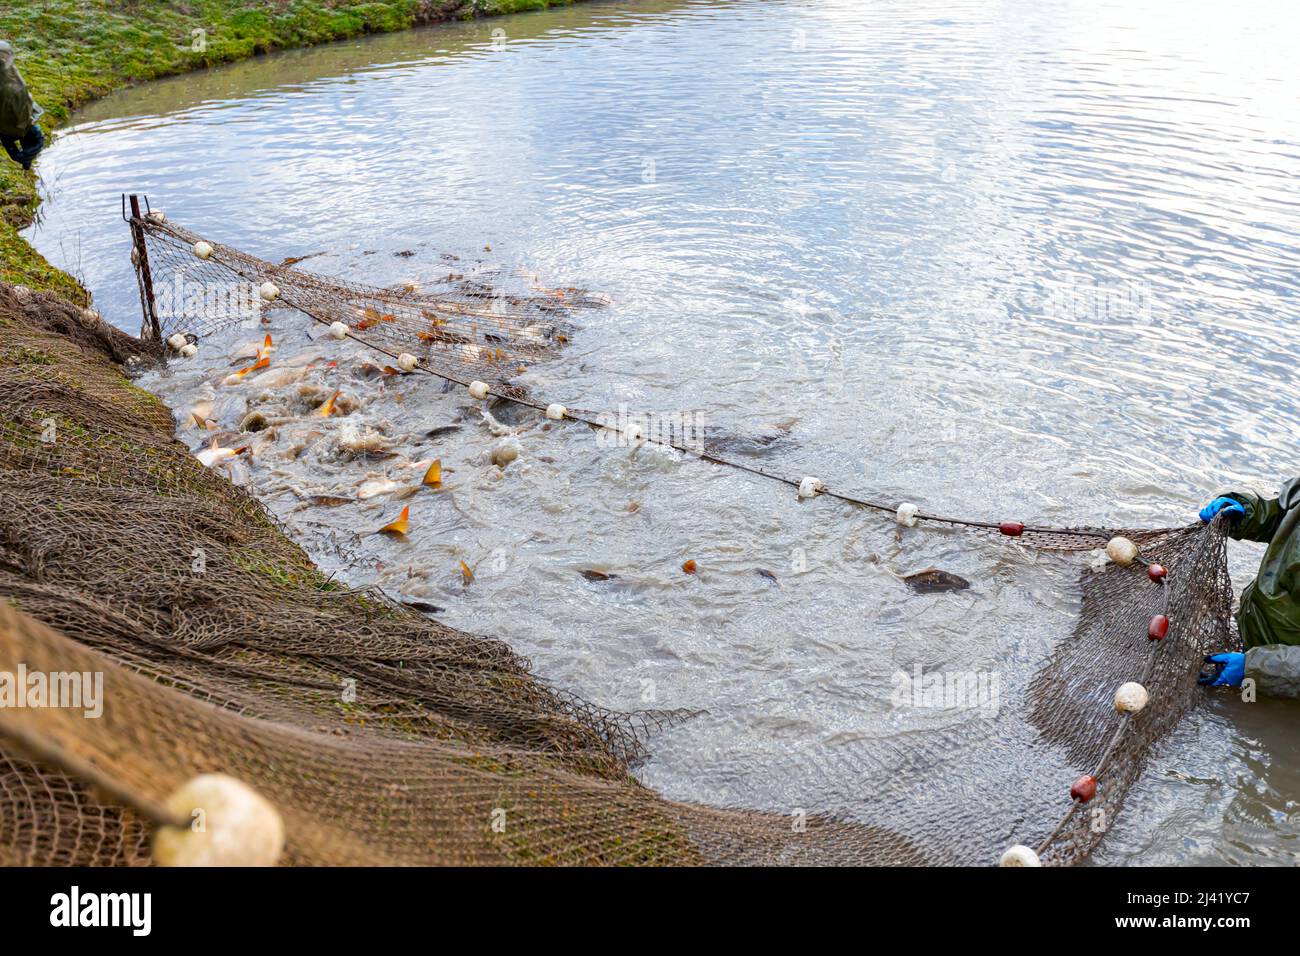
xmin=25 ymin=0 xmax=1300 ymax=864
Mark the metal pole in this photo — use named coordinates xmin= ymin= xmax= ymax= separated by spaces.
xmin=128 ymin=194 xmax=162 ymax=342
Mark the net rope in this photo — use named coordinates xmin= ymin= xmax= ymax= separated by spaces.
xmin=0 ymin=215 xmax=1241 ymax=866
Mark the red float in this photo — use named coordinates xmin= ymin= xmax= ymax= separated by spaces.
xmin=1070 ymin=774 xmax=1097 ymax=802
xmin=1148 ymin=614 xmax=1170 ymax=640
xmin=1148 ymin=564 xmax=1167 ymax=582
xmin=999 ymin=522 xmax=1025 ymax=537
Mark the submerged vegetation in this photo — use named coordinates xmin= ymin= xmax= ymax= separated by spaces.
xmin=0 ymin=0 xmax=579 ymax=298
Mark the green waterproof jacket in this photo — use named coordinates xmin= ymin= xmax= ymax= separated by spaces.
xmin=1222 ymin=476 xmax=1300 ymax=650
xmin=0 ymin=41 xmax=41 ymax=139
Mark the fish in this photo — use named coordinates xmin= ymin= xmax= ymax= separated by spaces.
xmin=900 ymin=568 xmax=971 ymax=594
xmin=279 ymin=252 xmax=326 ymax=267
xmin=278 ymin=347 xmax=334 ymax=368
xmin=194 ymin=444 xmax=249 ymax=468
xmin=202 ymin=429 xmax=245 ymax=449
xmin=249 ymin=366 xmax=309 ymax=389
xmin=755 ymin=568 xmax=778 ymax=582
xmin=421 ymin=460 xmax=442 ymax=488
xmin=187 ymin=398 xmax=214 ymax=424
xmin=357 ymin=478 xmax=399 ymax=500
xmin=703 ymin=417 xmax=797 ymax=458
xmin=579 ymin=569 xmax=617 ymax=582
xmin=317 ymin=390 xmax=342 ymax=417
xmin=459 ymin=560 xmax=474 ymax=585
xmin=377 ymin=505 xmax=410 ymax=536
xmin=221 ymin=355 xmax=270 ymax=386
xmin=354 ymin=307 xmax=396 ymax=331
xmin=335 ymin=422 xmax=392 ymax=457
xmin=402 ymin=600 xmax=444 ymax=614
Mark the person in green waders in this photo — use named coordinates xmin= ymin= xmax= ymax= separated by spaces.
xmin=1198 ymin=480 xmax=1300 ymax=697
xmin=0 ymin=41 xmax=45 ymax=170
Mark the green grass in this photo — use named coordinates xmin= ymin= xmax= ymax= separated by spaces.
xmin=0 ymin=0 xmax=579 ymax=302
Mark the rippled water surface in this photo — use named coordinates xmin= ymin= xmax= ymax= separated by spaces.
xmin=26 ymin=0 xmax=1300 ymax=864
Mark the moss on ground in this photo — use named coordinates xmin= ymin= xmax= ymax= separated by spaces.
xmin=0 ymin=0 xmax=580 ymax=300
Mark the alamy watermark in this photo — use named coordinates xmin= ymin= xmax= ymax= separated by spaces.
xmin=890 ymin=665 xmax=1000 ymax=717
xmin=0 ymin=664 xmax=103 ymax=718
xmin=1040 ymin=278 xmax=1153 ymax=324
xmin=595 ymin=403 xmax=708 ymax=452
xmin=155 ymin=273 xmax=265 ymax=331
xmin=50 ymin=886 xmax=150 ymax=936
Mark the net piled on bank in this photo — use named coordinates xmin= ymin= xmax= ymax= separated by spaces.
xmin=0 ymin=218 xmax=1239 ymax=865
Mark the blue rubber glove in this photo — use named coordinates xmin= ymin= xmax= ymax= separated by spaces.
xmin=1199 ymin=497 xmax=1245 ymax=523
xmin=1198 ymin=652 xmax=1245 ymax=687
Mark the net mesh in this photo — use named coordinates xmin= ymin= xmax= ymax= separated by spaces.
xmin=134 ymin=216 xmax=607 ymax=402
xmin=0 ymin=217 xmax=1241 ymax=866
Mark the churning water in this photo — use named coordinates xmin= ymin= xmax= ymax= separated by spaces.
xmin=25 ymin=0 xmax=1300 ymax=863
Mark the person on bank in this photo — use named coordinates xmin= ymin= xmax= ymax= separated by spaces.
xmin=0 ymin=41 xmax=45 ymax=170
xmin=1199 ymin=480 xmax=1300 ymax=697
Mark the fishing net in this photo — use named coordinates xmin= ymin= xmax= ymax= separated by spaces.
xmin=0 ymin=210 xmax=1240 ymax=866
xmin=130 ymin=211 xmax=608 ymax=402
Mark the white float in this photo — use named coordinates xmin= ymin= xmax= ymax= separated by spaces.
xmin=896 ymin=502 xmax=920 ymax=527
xmin=468 ymin=380 xmax=490 ymax=400
xmin=545 ymin=403 xmax=566 ymax=421
xmin=998 ymin=845 xmax=1041 ymax=867
xmin=1105 ymin=536 xmax=1138 ymax=566
xmin=328 ymin=321 xmax=349 ymax=340
xmin=179 ymin=343 xmax=198 ymax=358
xmin=798 ymin=476 xmax=824 ymax=499
xmin=1114 ymin=681 xmax=1149 ymax=714
xmin=397 ymin=352 xmax=418 ymax=372
xmin=192 ymin=240 xmax=213 ymax=260
xmin=258 ymin=281 xmax=280 ymax=302
xmin=152 ymin=774 xmax=284 ymax=867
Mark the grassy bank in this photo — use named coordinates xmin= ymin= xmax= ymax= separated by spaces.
xmin=0 ymin=0 xmax=577 ymax=301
